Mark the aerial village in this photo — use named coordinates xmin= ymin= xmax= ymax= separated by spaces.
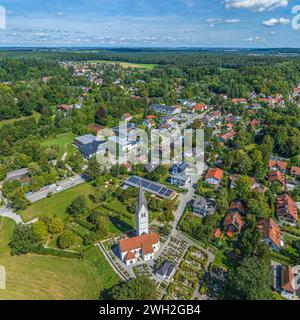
xmin=1 ymin=59 xmax=300 ymax=300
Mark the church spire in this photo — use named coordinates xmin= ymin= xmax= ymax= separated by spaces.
xmin=136 ymin=182 xmax=149 ymax=236
xmin=137 ymin=182 xmax=148 ymax=212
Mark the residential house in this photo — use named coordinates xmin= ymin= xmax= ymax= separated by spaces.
xmin=150 ymin=104 xmax=181 ymax=115
xmin=123 ymin=113 xmax=133 ymax=122
xmin=74 ymin=134 xmax=97 ymax=147
xmin=6 ymin=168 xmax=29 ymax=182
xmin=79 ymin=140 xmax=106 ymax=159
xmin=272 ymin=265 xmax=297 ymax=299
xmin=170 ymin=173 xmax=191 ymax=187
xmin=257 ymin=218 xmax=282 ymax=251
xmin=276 ymin=193 xmax=298 ymax=226
xmin=205 ymin=168 xmax=224 ymax=186
xmin=219 ymin=130 xmax=236 ymax=144
xmin=269 ymin=160 xmax=288 ymax=173
xmin=193 ymin=196 xmax=216 ymax=217
xmin=269 ymin=170 xmax=286 ymax=185
xmin=223 ymin=212 xmax=244 ymax=236
xmin=291 ymin=166 xmax=300 ymax=178
xmin=192 ymin=103 xmax=207 ymax=113
xmin=57 ymin=104 xmax=74 ymax=113
xmin=232 ymin=98 xmax=247 ymax=104
xmin=229 ymin=201 xmax=245 ymax=215
xmin=213 ymin=228 xmax=224 ymax=240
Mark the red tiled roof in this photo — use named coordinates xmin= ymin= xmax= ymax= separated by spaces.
xmin=268 ymin=160 xmax=287 ymax=171
xmin=193 ymin=104 xmax=206 ymax=111
xmin=205 ymin=168 xmax=224 ymax=181
xmin=87 ymin=124 xmax=102 ymax=133
xmin=276 ymin=193 xmax=298 ymax=222
xmin=219 ymin=130 xmax=236 ymax=142
xmin=291 ymin=166 xmax=300 ymax=176
xmin=232 ymin=98 xmax=247 ymax=103
xmin=257 ymin=218 xmax=281 ymax=249
xmin=125 ymin=250 xmax=135 ymax=261
xmin=223 ymin=212 xmax=243 ymax=233
xmin=123 ymin=112 xmax=131 ymax=119
xmin=119 ymin=233 xmax=159 ymax=253
xmin=229 ymin=201 xmax=245 ymax=214
xmin=269 ymin=170 xmax=286 ymax=185
xmin=146 ymin=115 xmax=156 ymax=119
xmin=213 ymin=228 xmax=222 ymax=238
xmin=249 ymin=119 xmax=261 ymax=127
xmin=282 ymin=266 xmax=296 ymax=293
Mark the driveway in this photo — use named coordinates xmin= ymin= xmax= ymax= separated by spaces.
xmin=0 ymin=205 xmax=23 ymax=224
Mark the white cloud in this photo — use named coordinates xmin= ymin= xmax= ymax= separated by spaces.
xmin=55 ymin=12 xmax=64 ymax=16
xmin=225 ymin=0 xmax=290 ymax=12
xmin=206 ymin=17 xmax=241 ymax=27
xmin=224 ymin=19 xmax=241 ymax=23
xmin=182 ymin=0 xmax=195 ymax=7
xmin=262 ymin=17 xmax=290 ymax=26
xmin=243 ymin=35 xmax=266 ymax=42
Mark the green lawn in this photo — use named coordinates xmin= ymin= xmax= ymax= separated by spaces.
xmin=0 ymin=112 xmax=41 ymax=128
xmin=41 ymin=132 xmax=76 ymax=159
xmin=0 ymin=217 xmax=120 ymax=300
xmin=86 ymin=60 xmax=156 ymax=69
xmin=20 ymin=182 xmax=95 ymax=222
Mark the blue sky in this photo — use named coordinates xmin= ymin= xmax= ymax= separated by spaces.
xmin=0 ymin=0 xmax=299 ymax=47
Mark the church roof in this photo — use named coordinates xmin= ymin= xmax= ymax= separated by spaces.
xmin=137 ymin=183 xmax=148 ymax=212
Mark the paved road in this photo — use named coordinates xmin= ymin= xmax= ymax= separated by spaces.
xmin=0 ymin=205 xmax=23 ymax=224
xmin=26 ymin=174 xmax=87 ymax=203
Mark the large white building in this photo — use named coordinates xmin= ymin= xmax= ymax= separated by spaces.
xmin=118 ymin=184 xmax=160 ymax=266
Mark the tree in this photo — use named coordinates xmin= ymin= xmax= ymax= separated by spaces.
xmin=226 ymin=254 xmax=272 ymax=300
xmin=85 ymin=156 xmax=102 ymax=180
xmin=48 ymin=217 xmax=64 ymax=234
xmin=9 ymin=224 xmax=39 ymax=255
xmin=107 ymin=276 xmax=157 ymax=300
xmin=32 ymin=221 xmax=48 ymax=241
xmin=234 ymin=176 xmax=252 ymax=201
xmin=216 ymin=188 xmax=229 ymax=213
xmin=57 ymin=230 xmax=75 ymax=249
xmin=66 ymin=196 xmax=87 ymax=217
xmin=95 ymin=216 xmax=110 ymax=239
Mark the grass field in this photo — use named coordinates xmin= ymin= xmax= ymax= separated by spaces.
xmin=0 ymin=217 xmax=120 ymax=300
xmin=87 ymin=60 xmax=156 ymax=69
xmin=0 ymin=112 xmax=41 ymax=128
xmin=20 ymin=182 xmax=95 ymax=222
xmin=41 ymin=132 xmax=76 ymax=159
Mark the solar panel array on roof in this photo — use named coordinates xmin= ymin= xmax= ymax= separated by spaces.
xmin=125 ymin=175 xmax=176 ymax=199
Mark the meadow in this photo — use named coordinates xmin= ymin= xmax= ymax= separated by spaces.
xmin=0 ymin=217 xmax=120 ymax=300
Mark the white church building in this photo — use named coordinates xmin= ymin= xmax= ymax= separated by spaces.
xmin=118 ymin=184 xmax=160 ymax=266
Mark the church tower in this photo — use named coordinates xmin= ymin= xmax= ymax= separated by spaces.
xmin=136 ymin=183 xmax=149 ymax=236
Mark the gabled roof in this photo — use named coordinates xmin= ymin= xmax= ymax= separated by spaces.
xmin=257 ymin=217 xmax=281 ymax=250
xmin=205 ymin=168 xmax=224 ymax=181
xmin=219 ymin=130 xmax=236 ymax=142
xmin=291 ymin=166 xmax=300 ymax=176
xmin=229 ymin=201 xmax=245 ymax=214
xmin=119 ymin=233 xmax=159 ymax=253
xmin=268 ymin=160 xmax=287 ymax=171
xmin=223 ymin=212 xmax=243 ymax=233
xmin=281 ymin=266 xmax=296 ymax=293
xmin=125 ymin=250 xmax=135 ymax=261
xmin=269 ymin=170 xmax=286 ymax=185
xmin=276 ymin=193 xmax=298 ymax=222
